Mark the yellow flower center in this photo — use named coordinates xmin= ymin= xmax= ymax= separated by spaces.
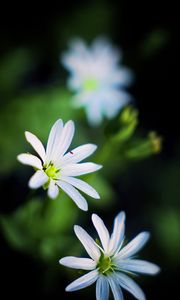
xmin=84 ymin=78 xmax=99 ymax=91
xmin=44 ymin=164 xmax=59 ymax=180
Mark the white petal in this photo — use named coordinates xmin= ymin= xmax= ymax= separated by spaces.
xmin=108 ymin=212 xmax=126 ymax=256
xmin=117 ymin=259 xmax=160 ymax=275
xmin=59 ymin=256 xmax=96 ymax=270
xmin=96 ymin=276 xmax=109 ymax=300
xmin=28 ymin=170 xmax=48 ymax=189
xmin=65 ymin=269 xmax=99 ymax=292
xmin=48 ymin=180 xmax=59 ymax=199
xmin=92 ymin=214 xmax=110 ymax=253
xmin=116 ymin=232 xmax=150 ymax=260
xmin=115 ymin=272 xmax=146 ymax=300
xmin=52 ymin=120 xmax=75 ymax=163
xmin=25 ymin=131 xmax=46 ymax=162
xmin=86 ymin=100 xmax=104 ymax=126
xmin=56 ymin=144 xmax=97 ymax=167
xmin=60 ymin=176 xmax=100 ymax=199
xmin=61 ymin=162 xmax=102 ymax=177
xmin=108 ymin=276 xmax=124 ymax=300
xmin=46 ymin=119 xmax=63 ymax=163
xmin=57 ymin=180 xmax=88 ymax=211
xmin=17 ymin=153 xmax=42 ymax=169
xmin=74 ymin=225 xmax=101 ymax=261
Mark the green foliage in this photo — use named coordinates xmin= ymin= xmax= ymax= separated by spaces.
xmin=0 ymin=196 xmax=79 ymax=262
xmin=154 ymin=208 xmax=180 ymax=263
xmin=100 ymin=106 xmax=162 ymax=175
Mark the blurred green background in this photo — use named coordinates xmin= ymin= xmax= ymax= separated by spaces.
xmin=0 ymin=0 xmax=179 ymax=299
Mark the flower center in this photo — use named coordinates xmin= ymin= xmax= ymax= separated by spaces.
xmin=84 ymin=78 xmax=99 ymax=91
xmin=97 ymin=254 xmax=113 ymax=275
xmin=44 ymin=163 xmax=59 ymax=180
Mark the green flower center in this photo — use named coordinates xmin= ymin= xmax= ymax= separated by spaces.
xmin=84 ymin=78 xmax=99 ymax=91
xmin=97 ymin=254 xmax=113 ymax=275
xmin=43 ymin=163 xmax=59 ymax=180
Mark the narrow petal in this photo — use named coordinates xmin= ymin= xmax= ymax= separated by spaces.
xmin=116 ymin=232 xmax=150 ymax=260
xmin=65 ymin=269 xmax=99 ymax=292
xmin=25 ymin=131 xmax=46 ymax=162
xmin=57 ymin=180 xmax=88 ymax=211
xmin=108 ymin=212 xmax=126 ymax=256
xmin=60 ymin=176 xmax=100 ymax=199
xmin=96 ymin=276 xmax=109 ymax=300
xmin=56 ymin=143 xmax=97 ymax=167
xmin=108 ymin=276 xmax=124 ymax=300
xmin=46 ymin=119 xmax=63 ymax=163
xmin=61 ymin=162 xmax=102 ymax=177
xmin=116 ymin=272 xmax=146 ymax=300
xmin=92 ymin=214 xmax=110 ymax=253
xmin=48 ymin=180 xmax=59 ymax=199
xmin=52 ymin=120 xmax=75 ymax=163
xmin=74 ymin=225 xmax=101 ymax=261
xmin=59 ymin=256 xmax=96 ymax=270
xmin=116 ymin=259 xmax=160 ymax=275
xmin=28 ymin=170 xmax=48 ymax=189
xmin=17 ymin=153 xmax=42 ymax=169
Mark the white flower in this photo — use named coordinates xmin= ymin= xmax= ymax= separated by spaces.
xmin=60 ymin=212 xmax=160 ymax=300
xmin=61 ymin=37 xmax=133 ymax=126
xmin=17 ymin=119 xmax=102 ymax=211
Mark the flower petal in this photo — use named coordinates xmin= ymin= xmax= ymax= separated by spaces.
xmin=65 ymin=269 xmax=99 ymax=292
xmin=116 ymin=232 xmax=150 ymax=260
xmin=52 ymin=120 xmax=75 ymax=163
xmin=59 ymin=256 xmax=96 ymax=270
xmin=57 ymin=180 xmax=88 ymax=211
xmin=25 ymin=131 xmax=46 ymax=162
xmin=108 ymin=211 xmax=126 ymax=256
xmin=116 ymin=259 xmax=160 ymax=275
xmin=74 ymin=225 xmax=101 ymax=261
xmin=46 ymin=119 xmax=63 ymax=163
xmin=48 ymin=180 xmax=59 ymax=199
xmin=60 ymin=176 xmax=100 ymax=199
xmin=108 ymin=275 xmax=124 ymax=300
xmin=61 ymin=162 xmax=102 ymax=177
xmin=92 ymin=214 xmax=110 ymax=253
xmin=17 ymin=153 xmax=42 ymax=169
xmin=116 ymin=272 xmax=146 ymax=300
xmin=96 ymin=276 xmax=109 ymax=300
xmin=28 ymin=170 xmax=48 ymax=189
xmin=57 ymin=143 xmax=97 ymax=167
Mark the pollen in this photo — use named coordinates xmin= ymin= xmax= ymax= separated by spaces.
xmin=44 ymin=164 xmax=59 ymax=179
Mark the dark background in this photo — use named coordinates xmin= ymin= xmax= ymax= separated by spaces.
xmin=0 ymin=0 xmax=179 ymax=299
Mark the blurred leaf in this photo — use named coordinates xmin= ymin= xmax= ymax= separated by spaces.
xmin=141 ymin=29 xmax=169 ymax=59
xmin=154 ymin=209 xmax=180 ymax=263
xmin=0 ymin=195 xmax=79 ymax=262
xmin=0 ymin=48 xmax=34 ymax=94
xmin=56 ymin=0 xmax=113 ymax=46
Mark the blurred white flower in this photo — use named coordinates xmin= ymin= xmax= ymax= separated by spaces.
xmin=61 ymin=37 xmax=133 ymax=125
xmin=17 ymin=119 xmax=102 ymax=211
xmin=60 ymin=212 xmax=160 ymax=299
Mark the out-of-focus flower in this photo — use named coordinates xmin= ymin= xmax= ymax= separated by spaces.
xmin=61 ymin=38 xmax=133 ymax=126
xmin=17 ymin=119 xmax=102 ymax=211
xmin=60 ymin=212 xmax=160 ymax=299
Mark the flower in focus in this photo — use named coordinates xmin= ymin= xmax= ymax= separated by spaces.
xmin=61 ymin=37 xmax=133 ymax=126
xmin=60 ymin=212 xmax=160 ymax=299
xmin=17 ymin=119 xmax=102 ymax=211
